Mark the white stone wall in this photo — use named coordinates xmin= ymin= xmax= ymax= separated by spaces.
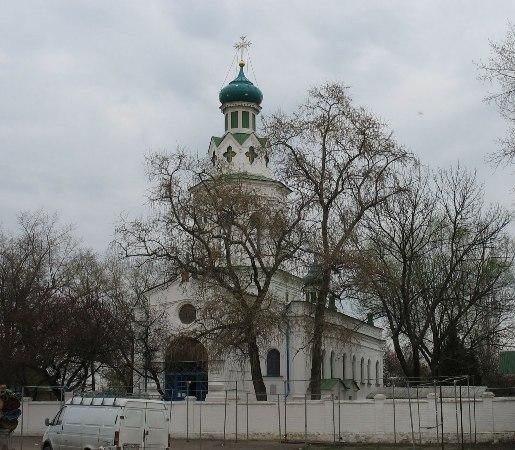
xmin=15 ymin=393 xmax=515 ymax=444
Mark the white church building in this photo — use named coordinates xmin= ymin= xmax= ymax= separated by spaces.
xmin=146 ymin=48 xmax=384 ymax=402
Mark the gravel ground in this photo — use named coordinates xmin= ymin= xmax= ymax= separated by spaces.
xmin=6 ymin=436 xmax=514 ymax=450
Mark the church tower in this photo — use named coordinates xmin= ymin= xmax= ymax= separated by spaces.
xmin=208 ymin=38 xmax=289 ymax=199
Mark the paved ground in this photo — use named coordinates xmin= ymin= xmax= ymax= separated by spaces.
xmin=6 ymin=436 xmax=514 ymax=450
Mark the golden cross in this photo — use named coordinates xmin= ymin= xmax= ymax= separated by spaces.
xmin=234 ymin=36 xmax=252 ymax=63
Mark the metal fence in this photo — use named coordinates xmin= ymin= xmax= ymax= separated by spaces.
xmin=8 ymin=376 xmax=515 ymax=448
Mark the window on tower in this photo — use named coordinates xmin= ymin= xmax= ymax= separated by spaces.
xmin=225 ymin=113 xmax=228 ymax=131
xmin=252 ymin=113 xmax=256 ymax=131
xmin=231 ymin=111 xmax=238 ymax=129
xmin=242 ymin=111 xmax=249 ymax=128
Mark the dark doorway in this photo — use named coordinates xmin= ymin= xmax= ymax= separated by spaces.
xmin=164 ymin=337 xmax=208 ymax=401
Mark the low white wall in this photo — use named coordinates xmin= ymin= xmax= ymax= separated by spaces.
xmin=14 ymin=393 xmax=515 ymax=444
xmin=15 ymin=399 xmax=63 ymax=437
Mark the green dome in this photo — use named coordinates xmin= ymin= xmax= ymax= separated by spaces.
xmin=219 ymin=64 xmax=263 ymax=105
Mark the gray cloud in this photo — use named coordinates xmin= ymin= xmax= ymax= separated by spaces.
xmin=1 ymin=0 xmax=514 ymax=249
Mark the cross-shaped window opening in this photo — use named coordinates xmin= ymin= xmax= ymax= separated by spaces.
xmin=246 ymin=146 xmax=257 ymax=164
xmin=223 ymin=146 xmax=236 ymax=163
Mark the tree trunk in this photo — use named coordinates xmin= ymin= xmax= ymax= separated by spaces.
xmin=247 ymin=334 xmax=267 ymax=401
xmin=91 ymin=362 xmax=96 ymax=391
xmin=411 ymin=346 xmax=421 ymax=379
xmin=308 ymin=287 xmax=329 ymax=399
xmin=391 ymin=333 xmax=411 ymax=377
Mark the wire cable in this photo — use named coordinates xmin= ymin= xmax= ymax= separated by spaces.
xmin=248 ymin=52 xmax=259 ymax=85
xmin=221 ymin=51 xmax=238 ymax=90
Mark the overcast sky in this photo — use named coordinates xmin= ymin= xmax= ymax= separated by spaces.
xmin=1 ymin=1 xmax=514 ymax=250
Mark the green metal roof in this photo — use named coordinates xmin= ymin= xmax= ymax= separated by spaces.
xmin=219 ymin=64 xmax=263 ymax=105
xmin=320 ymin=378 xmax=359 ymax=391
xmin=211 ymin=132 xmax=267 ymax=148
xmin=211 ymin=136 xmax=223 ymax=147
xmin=499 ymin=351 xmax=515 ymax=375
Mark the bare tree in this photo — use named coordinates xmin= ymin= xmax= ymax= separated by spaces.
xmin=117 ymin=151 xmax=306 ymax=400
xmin=479 ymin=22 xmax=515 ymax=165
xmin=0 ymin=212 xmax=120 ymax=395
xmin=101 ymin=257 xmax=172 ymax=396
xmin=349 ymin=166 xmax=515 ymax=380
xmin=264 ymin=82 xmax=412 ymax=398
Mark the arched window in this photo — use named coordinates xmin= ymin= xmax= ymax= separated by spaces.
xmin=266 ymin=349 xmax=280 ymax=377
xmin=342 ymin=353 xmax=347 ymax=379
xmin=321 ymin=349 xmax=326 ymax=378
xmin=367 ymin=359 xmax=371 ymax=384
xmin=375 ymin=361 xmax=380 ymax=386
xmin=352 ymin=355 xmax=356 ymax=381
xmin=360 ymin=357 xmax=364 ymax=384
xmin=330 ymin=351 xmax=335 ymax=378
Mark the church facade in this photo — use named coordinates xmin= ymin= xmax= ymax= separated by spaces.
xmin=145 ymin=54 xmax=384 ymax=401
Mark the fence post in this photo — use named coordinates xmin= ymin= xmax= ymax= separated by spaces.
xmin=416 ymin=385 xmax=422 ymax=445
xmin=407 ymin=380 xmax=415 ymax=449
xmin=284 ymin=384 xmax=287 ymax=442
xmin=338 ymin=383 xmax=342 ymax=441
xmin=392 ymin=378 xmax=397 ymax=445
xmin=439 ymin=384 xmax=444 ymax=450
xmin=459 ymin=384 xmax=464 ymax=450
xmin=223 ymin=390 xmax=227 ymax=443
xmin=433 ymin=380 xmax=439 ymax=443
xmin=199 ymin=399 xmax=202 ymax=442
xmin=454 ymin=380 xmax=459 ymax=443
xmin=169 ymin=390 xmax=173 ymax=445
xmin=277 ymin=394 xmax=281 ymax=442
xmin=332 ymin=394 xmax=336 ymax=444
xmin=235 ymin=381 xmax=238 ymax=442
xmin=304 ymin=393 xmax=307 ymax=445
xmin=467 ymin=376 xmax=472 ymax=444
xmin=186 ymin=394 xmax=189 ymax=442
xmin=473 ymin=390 xmax=477 ymax=444
xmin=20 ymin=386 xmax=24 ymax=450
xmin=246 ymin=392 xmax=249 ymax=440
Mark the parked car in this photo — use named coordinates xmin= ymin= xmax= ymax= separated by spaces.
xmin=42 ymin=397 xmax=170 ymax=450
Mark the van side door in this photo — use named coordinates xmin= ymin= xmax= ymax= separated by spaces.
xmin=118 ymin=404 xmax=145 ymax=447
xmin=143 ymin=403 xmax=169 ymax=450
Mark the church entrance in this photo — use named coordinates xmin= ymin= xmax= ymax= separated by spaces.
xmin=164 ymin=337 xmax=208 ymax=401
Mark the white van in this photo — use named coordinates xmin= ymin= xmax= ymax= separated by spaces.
xmin=42 ymin=397 xmax=170 ymax=450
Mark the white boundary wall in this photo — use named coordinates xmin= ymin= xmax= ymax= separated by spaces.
xmin=15 ymin=393 xmax=515 ymax=444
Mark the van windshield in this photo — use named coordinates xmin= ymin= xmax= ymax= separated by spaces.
xmin=52 ymin=406 xmax=66 ymax=424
